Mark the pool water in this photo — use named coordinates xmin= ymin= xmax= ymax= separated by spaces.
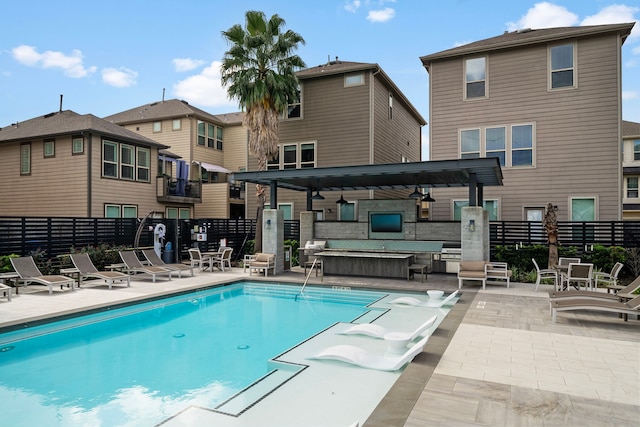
xmin=0 ymin=282 xmax=385 ymax=427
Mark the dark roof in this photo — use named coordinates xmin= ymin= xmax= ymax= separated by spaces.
xmin=296 ymin=60 xmax=426 ymax=125
xmin=231 ymin=158 xmax=503 ymax=192
xmin=0 ymin=110 xmax=166 ymax=147
xmin=623 ymin=120 xmax=640 ymax=138
xmin=420 ymin=23 xmax=635 ymax=69
xmin=103 ymin=99 xmax=225 ymax=126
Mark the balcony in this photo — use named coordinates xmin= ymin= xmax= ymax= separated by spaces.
xmin=156 ymin=176 xmax=202 ymax=204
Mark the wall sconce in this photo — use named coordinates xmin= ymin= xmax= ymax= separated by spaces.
xmin=469 ymin=219 xmax=475 ymax=232
xmin=266 ymin=219 xmax=271 ymax=228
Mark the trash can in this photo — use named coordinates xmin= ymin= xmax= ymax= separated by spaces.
xmin=283 ymin=245 xmax=291 ymax=271
xmin=162 ymin=242 xmax=174 ymax=264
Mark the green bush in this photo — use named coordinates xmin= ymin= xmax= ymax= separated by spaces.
xmin=284 ymin=239 xmax=299 ymax=266
xmin=70 ymin=244 xmax=129 ymax=271
xmin=0 ymin=254 xmax=19 ymax=273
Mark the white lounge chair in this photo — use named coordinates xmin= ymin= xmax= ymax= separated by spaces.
xmin=70 ymin=253 xmax=130 ymax=289
xmin=338 ymin=314 xmax=437 ymax=340
xmin=389 ymin=290 xmax=459 ymax=308
xmin=10 ymin=256 xmax=76 ymax=295
xmin=119 ymin=250 xmax=173 ymax=282
xmin=308 ymin=335 xmax=429 ymax=371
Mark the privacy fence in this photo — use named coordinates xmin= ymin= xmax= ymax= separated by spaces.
xmin=0 ymin=217 xmax=637 ymax=261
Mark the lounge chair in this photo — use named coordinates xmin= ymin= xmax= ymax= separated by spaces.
xmin=308 ymin=335 xmax=429 ymax=371
xmin=389 ymin=290 xmax=459 ymax=308
xmin=10 ymin=256 xmax=76 ymax=295
xmin=119 ymin=250 xmax=173 ymax=282
xmin=338 ymin=314 xmax=438 ymax=354
xmin=551 ymin=295 xmax=640 ymax=323
xmin=549 ymin=275 xmax=640 ymax=303
xmin=142 ymin=249 xmax=195 ymax=277
xmin=70 ymin=253 xmax=130 ymax=289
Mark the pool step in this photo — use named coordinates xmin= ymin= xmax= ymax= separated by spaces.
xmin=242 ymin=284 xmax=382 ymax=305
xmin=215 ymin=362 xmax=303 ymax=416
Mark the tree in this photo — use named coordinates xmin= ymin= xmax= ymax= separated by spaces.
xmin=221 ymin=10 xmax=306 ymax=252
xmin=542 ymin=202 xmax=559 ymax=268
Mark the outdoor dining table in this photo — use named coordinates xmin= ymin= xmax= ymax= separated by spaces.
xmin=202 ymin=251 xmax=224 ymax=271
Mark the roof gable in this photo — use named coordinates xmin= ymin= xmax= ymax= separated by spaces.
xmin=103 ymin=99 xmax=224 ymax=125
xmin=623 ymin=120 xmax=640 ymax=138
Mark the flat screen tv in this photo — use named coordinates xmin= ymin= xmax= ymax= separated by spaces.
xmin=370 ymin=213 xmax=403 ymax=233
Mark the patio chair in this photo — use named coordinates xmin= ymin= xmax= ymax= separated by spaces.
xmin=70 ymin=253 xmax=130 ymax=289
xmin=10 ymin=256 xmax=76 ymax=295
xmin=551 ymin=295 xmax=640 ymax=323
xmin=142 ymin=249 xmax=195 ymax=277
xmin=211 ymin=247 xmax=233 ymax=272
xmin=563 ymin=263 xmax=594 ymax=291
xmin=558 ymin=257 xmax=581 ymax=287
xmin=593 ymin=262 xmax=624 ymax=291
xmin=308 ymin=335 xmax=429 ymax=371
xmin=119 ymin=250 xmax=173 ymax=282
xmin=532 ymin=258 xmax=557 ymax=291
xmin=188 ymin=248 xmax=213 ymax=271
xmin=389 ymin=290 xmax=459 ymax=308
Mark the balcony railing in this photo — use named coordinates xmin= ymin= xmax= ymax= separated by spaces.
xmin=156 ymin=176 xmax=202 ymax=204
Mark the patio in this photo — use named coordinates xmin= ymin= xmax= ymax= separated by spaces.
xmin=0 ymin=268 xmax=637 ymax=426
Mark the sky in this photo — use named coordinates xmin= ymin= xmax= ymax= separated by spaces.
xmin=1 ymin=0 xmax=639 ymax=159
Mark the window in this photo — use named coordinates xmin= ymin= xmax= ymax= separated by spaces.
xmin=278 ymin=203 xmax=293 ymax=220
xmin=511 ymin=125 xmax=533 ymax=166
xmin=72 ymin=136 xmax=84 ymax=154
xmin=627 ymin=177 xmax=639 ymax=199
xmin=453 ymin=200 xmax=499 ymax=221
xmin=283 ymin=86 xmax=301 ymax=119
xmin=103 ymin=141 xmax=118 ymax=178
xmin=20 ymin=143 xmax=31 ymax=175
xmin=102 ymin=140 xmax=150 ymax=182
xmin=634 ymin=140 xmax=640 ymax=161
xmin=43 ymin=139 xmax=55 ymax=157
xmin=268 ymin=142 xmax=316 ymax=169
xmin=172 ymin=119 xmax=181 ymax=130
xmin=459 ymin=124 xmax=533 ymax=167
xmin=388 ymin=93 xmax=393 ymax=119
xmin=485 ymin=127 xmax=506 ymax=166
xmin=137 ymin=147 xmax=150 ymax=182
xmin=153 ymin=121 xmax=162 ymax=133
xmin=550 ymin=43 xmax=575 ymax=89
xmin=216 ymin=126 xmax=223 ymax=150
xmin=179 ymin=208 xmax=190 ymax=219
xmin=465 ymin=57 xmax=486 ymax=99
xmin=344 ymin=72 xmax=364 ymax=87
xmin=166 ymin=207 xmax=190 ymax=219
xmin=120 ymin=145 xmax=135 ymax=180
xmin=207 ymin=124 xmax=215 ymax=148
xmin=339 ymin=201 xmax=356 ymax=221
xmin=105 ymin=204 xmax=138 ymax=218
xmin=570 ymin=197 xmax=595 ymax=240
xmin=197 ymin=121 xmax=205 ymax=146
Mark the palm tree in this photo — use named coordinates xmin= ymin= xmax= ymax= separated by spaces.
xmin=543 ymin=202 xmax=559 ymax=268
xmin=221 ymin=10 xmax=306 ymax=252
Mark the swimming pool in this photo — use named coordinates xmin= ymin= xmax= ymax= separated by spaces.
xmin=0 ymin=281 xmax=456 ymax=427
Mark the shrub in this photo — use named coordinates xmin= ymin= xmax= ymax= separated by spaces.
xmin=0 ymin=254 xmax=19 ymax=273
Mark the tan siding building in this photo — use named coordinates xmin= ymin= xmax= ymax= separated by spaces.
xmin=622 ymin=120 xmax=640 ymax=219
xmin=420 ymin=23 xmax=634 ymax=222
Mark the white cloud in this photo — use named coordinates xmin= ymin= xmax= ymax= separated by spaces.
xmin=172 ymin=58 xmax=206 ymax=72
xmin=12 ymin=45 xmax=97 ymax=78
xmin=633 ymin=46 xmax=640 ymax=55
xmin=581 ymin=4 xmax=639 ymax=39
xmin=102 ymin=67 xmax=137 ymax=87
xmin=622 ymin=90 xmax=638 ymax=100
xmin=172 ymin=61 xmax=237 ymax=109
xmin=344 ymin=0 xmax=361 ymax=13
xmin=506 ymin=2 xmax=578 ymax=31
xmin=367 ymin=7 xmax=395 ymax=23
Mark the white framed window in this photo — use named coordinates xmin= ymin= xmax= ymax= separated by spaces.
xmin=267 ymin=142 xmax=316 ymax=169
xmin=549 ymin=43 xmax=576 ymax=89
xmin=72 ymin=136 xmax=84 ymax=154
xmin=105 ymin=204 xmax=121 ymax=218
xmin=634 ymin=140 xmax=640 ymax=161
xmin=120 ymin=144 xmax=135 ymax=180
xmin=153 ymin=121 xmax=162 ymax=133
xmin=344 ymin=72 xmax=364 ymax=87
xmin=105 ymin=204 xmax=138 ymax=218
xmin=453 ymin=199 xmax=499 ymax=221
xmin=626 ymin=177 xmax=639 ymax=199
xmin=43 ymin=139 xmax=55 ymax=157
xmin=286 ymin=86 xmax=302 ymax=119
xmin=166 ymin=207 xmax=178 ymax=219
xmin=459 ymin=124 xmax=533 ymax=167
xmin=102 ymin=141 xmax=118 ymax=178
xmin=464 ymin=56 xmax=487 ymax=99
xmin=122 ymin=205 xmax=138 ymax=218
xmin=197 ymin=120 xmax=206 ymax=146
xmin=172 ymin=119 xmax=181 ymax=130
xmin=216 ymin=126 xmax=223 ymax=150
xmin=207 ymin=123 xmax=215 ymax=148
xmin=20 ymin=143 xmax=31 ymax=175
xmin=179 ymin=208 xmax=190 ymax=219
xmin=388 ymin=93 xmax=393 ymax=119
xmin=278 ymin=203 xmax=293 ymax=220
xmin=338 ymin=201 xmax=356 ymax=221
xmin=197 ymin=120 xmax=223 ymax=149
xmin=570 ymin=197 xmax=596 ymax=221
xmin=136 ymin=147 xmax=150 ymax=182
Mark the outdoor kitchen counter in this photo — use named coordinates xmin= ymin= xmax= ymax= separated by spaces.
xmin=314 ymin=251 xmax=414 ymax=279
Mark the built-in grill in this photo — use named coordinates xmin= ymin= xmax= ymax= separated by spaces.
xmin=440 ymin=244 xmax=462 ymax=274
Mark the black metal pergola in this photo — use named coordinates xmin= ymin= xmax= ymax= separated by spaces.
xmin=230 ymin=158 xmax=504 ymax=210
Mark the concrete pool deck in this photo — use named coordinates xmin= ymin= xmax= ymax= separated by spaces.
xmin=0 ymin=267 xmax=638 ymax=426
